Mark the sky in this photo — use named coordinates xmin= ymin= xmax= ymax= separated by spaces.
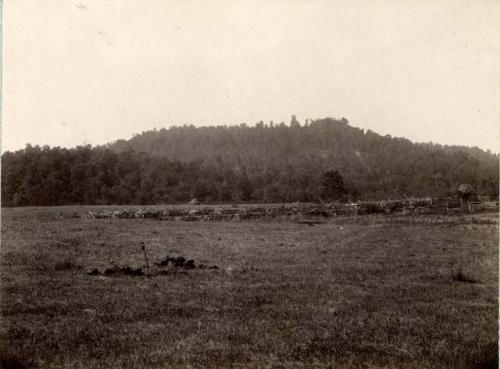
xmin=2 ymin=0 xmax=500 ymax=153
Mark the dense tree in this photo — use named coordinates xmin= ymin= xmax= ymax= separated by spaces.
xmin=290 ymin=115 xmax=300 ymax=128
xmin=1 ymin=117 xmax=498 ymax=206
xmin=321 ymin=170 xmax=348 ymax=202
xmin=456 ymin=184 xmax=477 ymax=201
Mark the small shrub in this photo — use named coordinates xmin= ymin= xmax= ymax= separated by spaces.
xmin=452 ymin=268 xmax=480 ymax=284
xmin=54 ymin=259 xmax=81 ymax=271
xmin=471 ymin=343 xmax=498 ymax=369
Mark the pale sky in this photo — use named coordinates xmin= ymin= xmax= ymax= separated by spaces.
xmin=2 ymin=0 xmax=500 ymax=153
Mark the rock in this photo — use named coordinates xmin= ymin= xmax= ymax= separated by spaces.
xmin=184 ymin=259 xmax=195 ymax=269
xmin=156 ymin=256 xmax=176 ymax=267
xmin=123 ymin=266 xmax=143 ymax=276
xmin=174 ymin=257 xmax=186 ymax=267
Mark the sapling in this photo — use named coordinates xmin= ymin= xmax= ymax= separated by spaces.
xmin=140 ymin=241 xmax=150 ymax=272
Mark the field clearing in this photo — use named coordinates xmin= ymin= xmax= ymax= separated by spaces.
xmin=0 ymin=207 xmax=498 ymax=369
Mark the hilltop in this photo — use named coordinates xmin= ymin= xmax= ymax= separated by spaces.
xmin=108 ymin=117 xmax=498 ymax=199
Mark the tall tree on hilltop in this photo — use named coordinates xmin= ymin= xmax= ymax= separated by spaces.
xmin=290 ymin=115 xmax=301 ymax=128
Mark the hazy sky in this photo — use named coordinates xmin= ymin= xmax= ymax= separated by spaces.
xmin=3 ymin=0 xmax=500 ymax=152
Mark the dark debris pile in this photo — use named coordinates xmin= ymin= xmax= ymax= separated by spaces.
xmin=87 ymin=256 xmax=218 ymax=277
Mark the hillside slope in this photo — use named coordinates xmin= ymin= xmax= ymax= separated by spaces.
xmin=109 ymin=117 xmax=498 ymax=199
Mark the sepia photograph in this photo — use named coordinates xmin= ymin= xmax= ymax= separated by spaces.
xmin=1 ymin=1 xmax=499 ymax=368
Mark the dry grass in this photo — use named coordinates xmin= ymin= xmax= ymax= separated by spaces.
xmin=1 ymin=207 xmax=498 ymax=368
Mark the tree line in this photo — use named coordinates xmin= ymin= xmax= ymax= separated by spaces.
xmin=2 ymin=117 xmax=498 ymax=206
xmin=1 ymin=145 xmax=350 ymax=206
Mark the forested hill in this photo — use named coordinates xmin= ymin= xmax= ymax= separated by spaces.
xmin=2 ymin=117 xmax=498 ymax=206
xmin=109 ymin=117 xmax=498 ymax=197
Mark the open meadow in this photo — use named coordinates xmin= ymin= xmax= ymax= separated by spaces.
xmin=0 ymin=207 xmax=498 ymax=369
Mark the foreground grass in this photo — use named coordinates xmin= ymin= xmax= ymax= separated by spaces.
xmin=1 ymin=207 xmax=498 ymax=369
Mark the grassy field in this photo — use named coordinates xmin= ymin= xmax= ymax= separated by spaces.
xmin=0 ymin=207 xmax=498 ymax=369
